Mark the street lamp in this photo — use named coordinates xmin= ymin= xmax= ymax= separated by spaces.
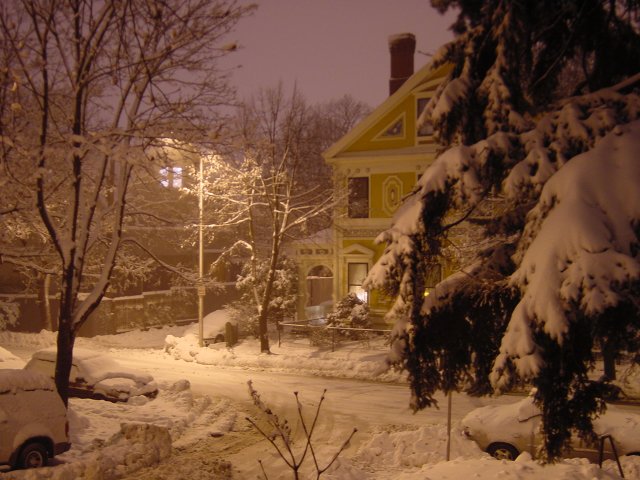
xmin=197 ymin=155 xmax=205 ymax=347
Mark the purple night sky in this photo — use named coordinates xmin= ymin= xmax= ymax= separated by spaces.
xmin=224 ymin=1 xmax=456 ymax=107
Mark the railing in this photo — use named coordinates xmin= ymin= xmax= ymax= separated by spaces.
xmin=598 ymin=434 xmax=624 ymax=478
xmin=277 ymin=320 xmax=392 ymax=352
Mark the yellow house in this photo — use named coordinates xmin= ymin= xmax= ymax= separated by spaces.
xmin=294 ymin=34 xmax=451 ymax=326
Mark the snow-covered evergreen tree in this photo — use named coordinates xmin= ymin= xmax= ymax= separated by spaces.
xmin=367 ymin=0 xmax=640 ymax=460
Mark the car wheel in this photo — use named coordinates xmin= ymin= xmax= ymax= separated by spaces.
xmin=18 ymin=442 xmax=48 ymax=469
xmin=214 ymin=334 xmax=225 ymax=343
xmin=487 ymin=442 xmax=519 ymax=460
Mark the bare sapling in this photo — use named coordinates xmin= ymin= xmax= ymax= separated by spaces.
xmin=246 ymin=380 xmax=357 ymax=479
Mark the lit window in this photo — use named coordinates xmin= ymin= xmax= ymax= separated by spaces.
xmin=348 ymin=177 xmax=369 ymax=218
xmin=160 ymin=166 xmax=182 ymax=188
xmin=348 ymin=262 xmax=368 ymax=302
xmin=423 ymin=263 xmax=441 ymax=297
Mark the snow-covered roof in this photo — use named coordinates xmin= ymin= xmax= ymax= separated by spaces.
xmin=31 ymin=346 xmax=153 ymax=384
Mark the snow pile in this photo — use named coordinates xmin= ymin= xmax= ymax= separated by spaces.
xmin=164 ymin=333 xmax=403 ymax=382
xmin=4 ymin=423 xmax=171 ymax=480
xmin=618 ymin=364 xmax=640 ymax=399
xmin=1 ymin=377 xmax=234 ymax=480
xmin=354 ymin=424 xmax=483 ymax=469
xmin=418 ymin=453 xmax=624 ymax=480
xmin=0 ymin=329 xmax=56 ymax=349
xmin=338 ymin=426 xmax=640 ymax=479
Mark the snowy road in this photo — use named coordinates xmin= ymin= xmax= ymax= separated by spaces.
xmin=107 ymin=347 xmax=529 ymax=478
xmin=5 ymin=331 xmax=640 ymax=479
xmin=111 ymin=347 xmax=515 ymax=427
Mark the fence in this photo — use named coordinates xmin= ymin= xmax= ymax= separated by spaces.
xmin=277 ymin=320 xmax=392 ymax=352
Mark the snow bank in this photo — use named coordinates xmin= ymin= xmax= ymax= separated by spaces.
xmin=3 ymin=423 xmax=171 ymax=480
xmin=418 ymin=453 xmax=624 ymax=480
xmin=331 ymin=425 xmax=640 ymax=479
xmin=164 ymin=334 xmax=403 ymax=382
xmin=0 ymin=376 xmax=235 ymax=480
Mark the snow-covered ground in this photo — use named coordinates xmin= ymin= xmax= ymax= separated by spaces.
xmin=1 ymin=318 xmax=639 ymax=480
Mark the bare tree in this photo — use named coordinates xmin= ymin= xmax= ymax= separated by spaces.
xmin=0 ymin=0 xmax=253 ymax=405
xmin=230 ymin=85 xmax=337 ymax=352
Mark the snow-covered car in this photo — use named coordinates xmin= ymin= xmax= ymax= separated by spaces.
xmin=24 ymin=348 xmax=158 ymax=403
xmin=0 ymin=369 xmax=70 ymax=470
xmin=462 ymin=395 xmax=640 ymax=461
xmin=0 ymin=346 xmax=26 ymax=369
xmin=190 ymin=309 xmax=238 ymax=344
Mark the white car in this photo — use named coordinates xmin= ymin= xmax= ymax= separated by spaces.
xmin=462 ymin=395 xmax=640 ymax=461
xmin=24 ymin=348 xmax=158 ymax=403
xmin=0 ymin=369 xmax=70 ymax=470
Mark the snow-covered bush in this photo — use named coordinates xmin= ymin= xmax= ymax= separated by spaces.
xmin=325 ymin=293 xmax=372 ymax=340
xmin=326 ymin=293 xmax=370 ymax=329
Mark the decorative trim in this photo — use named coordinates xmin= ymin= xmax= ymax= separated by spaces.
xmin=382 ymin=176 xmax=403 ymax=216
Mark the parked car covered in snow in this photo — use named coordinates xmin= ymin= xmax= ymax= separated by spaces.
xmin=462 ymin=395 xmax=640 ymax=461
xmin=0 ymin=346 xmax=25 ymax=369
xmin=0 ymin=369 xmax=70 ymax=470
xmin=24 ymin=348 xmax=158 ymax=403
xmin=192 ymin=309 xmax=238 ymax=345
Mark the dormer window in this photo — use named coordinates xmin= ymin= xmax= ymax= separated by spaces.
xmin=160 ymin=166 xmax=182 ymax=188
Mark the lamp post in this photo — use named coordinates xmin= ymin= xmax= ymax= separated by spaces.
xmin=198 ymin=155 xmax=205 ymax=347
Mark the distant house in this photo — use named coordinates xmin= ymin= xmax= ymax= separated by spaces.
xmin=293 ymin=34 xmax=451 ymax=326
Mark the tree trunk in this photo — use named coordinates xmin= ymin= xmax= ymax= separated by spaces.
xmin=601 ymin=338 xmax=617 ymax=381
xmin=38 ymin=274 xmax=53 ymax=331
xmin=257 ymin=239 xmax=281 ymax=354
xmin=55 ymin=298 xmax=75 ymax=408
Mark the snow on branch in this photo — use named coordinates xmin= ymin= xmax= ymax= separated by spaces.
xmin=493 ymin=120 xmax=640 ymax=388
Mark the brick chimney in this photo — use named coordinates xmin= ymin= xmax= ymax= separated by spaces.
xmin=388 ymin=33 xmax=416 ymax=96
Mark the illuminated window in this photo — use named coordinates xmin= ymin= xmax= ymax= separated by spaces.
xmin=160 ymin=166 xmax=182 ymax=188
xmin=348 ymin=262 xmax=368 ymax=302
xmin=423 ymin=263 xmax=441 ymax=297
xmin=348 ymin=177 xmax=369 ymax=218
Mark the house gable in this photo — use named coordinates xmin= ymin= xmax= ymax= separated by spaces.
xmin=323 ymin=62 xmax=451 ymax=160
